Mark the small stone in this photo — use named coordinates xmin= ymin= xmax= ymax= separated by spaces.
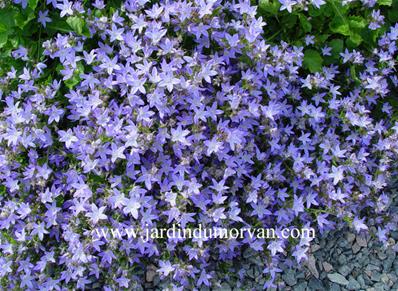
xmin=357 ymin=275 xmax=366 ymax=288
xmin=380 ymin=274 xmax=390 ymax=285
xmin=92 ymin=283 xmax=101 ymax=289
xmin=329 ymin=283 xmax=342 ymax=291
xmin=327 ymin=273 xmax=349 ymax=286
xmin=305 ymin=254 xmax=319 ymax=279
xmin=388 ymin=273 xmax=397 ymax=283
xmin=247 ymin=268 xmax=255 ymax=278
xmin=346 ymin=277 xmax=361 ymax=290
xmin=323 ymin=262 xmax=333 ymax=273
xmin=377 ymin=250 xmax=387 ymax=260
xmin=371 ymin=272 xmax=381 ymax=282
xmin=146 ymin=265 xmax=156 ymax=282
xmin=310 ymin=278 xmax=325 ymax=290
xmin=383 ymin=258 xmax=394 ymax=271
xmin=243 ymin=248 xmax=254 ymax=259
xmin=293 ymin=282 xmax=307 ymax=291
xmin=346 ymin=233 xmax=356 ymax=243
xmin=356 ymin=235 xmax=367 ymax=247
xmin=282 ymin=269 xmax=297 ymax=287
xmin=214 ymin=283 xmax=231 ymax=291
xmin=338 ymin=265 xmax=352 ymax=277
xmin=366 ymin=264 xmax=381 ymax=272
xmin=373 ymin=282 xmax=387 ymax=290
xmin=337 ymin=255 xmax=347 ymax=265
xmin=352 ymin=243 xmax=361 ymax=254
xmin=296 ymin=272 xmax=305 ymax=279
xmin=311 ymin=244 xmax=321 ymax=252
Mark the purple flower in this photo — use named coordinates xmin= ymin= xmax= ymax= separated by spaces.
xmin=38 ymin=10 xmax=52 ymax=28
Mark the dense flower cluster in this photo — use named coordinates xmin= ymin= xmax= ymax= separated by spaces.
xmin=1 ymin=0 xmax=398 ymax=289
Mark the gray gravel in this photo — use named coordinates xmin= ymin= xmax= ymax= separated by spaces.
xmin=143 ymin=182 xmax=398 ymax=290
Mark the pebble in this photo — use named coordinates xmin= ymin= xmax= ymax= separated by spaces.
xmin=282 ymin=269 xmax=297 ymax=287
xmin=308 ymin=278 xmax=325 ymax=290
xmin=347 ymin=277 xmax=361 ymax=290
xmin=330 ymin=283 xmax=342 ymax=291
xmin=305 ymin=254 xmax=319 ymax=278
xmin=352 ymin=243 xmax=361 ymax=254
xmin=327 ymin=273 xmax=349 ymax=286
xmin=145 ymin=265 xmax=157 ymax=282
xmin=356 ymin=235 xmax=367 ymax=247
xmin=337 ymin=255 xmax=347 ymax=265
xmin=311 ymin=244 xmax=321 ymax=252
xmin=323 ymin=262 xmax=334 ymax=273
xmin=357 ymin=275 xmax=366 ymax=288
xmin=293 ymin=282 xmax=307 ymax=291
xmin=214 ymin=283 xmax=231 ymax=291
xmin=346 ymin=233 xmax=356 ymax=244
xmin=338 ymin=265 xmax=352 ymax=277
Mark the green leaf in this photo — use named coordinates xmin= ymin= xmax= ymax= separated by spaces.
xmin=258 ymin=0 xmax=281 ymax=15
xmin=303 ymin=49 xmax=323 ymax=73
xmin=15 ymin=8 xmax=36 ymax=29
xmin=66 ymin=16 xmax=85 ymax=35
xmin=0 ymin=33 xmax=7 ymax=48
xmin=28 ymin=0 xmax=39 ymax=9
xmin=0 ymin=23 xmax=7 ymax=33
xmin=330 ymin=16 xmax=350 ymax=36
xmin=64 ymin=62 xmax=84 ymax=89
xmin=0 ymin=8 xmax=17 ymax=28
xmin=318 ymin=34 xmax=330 ymax=43
xmin=347 ymin=33 xmax=362 ymax=48
xmin=47 ymin=19 xmax=73 ymax=34
xmin=329 ymin=39 xmax=344 ymax=57
xmin=348 ymin=16 xmax=367 ymax=29
xmin=299 ymin=14 xmax=312 ymax=33
xmin=378 ymin=0 xmax=392 ymax=5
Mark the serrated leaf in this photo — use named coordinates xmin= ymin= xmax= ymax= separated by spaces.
xmin=347 ymin=33 xmax=362 ymax=48
xmin=303 ymin=49 xmax=323 ymax=73
xmin=330 ymin=16 xmax=350 ymax=36
xmin=349 ymin=16 xmax=367 ymax=29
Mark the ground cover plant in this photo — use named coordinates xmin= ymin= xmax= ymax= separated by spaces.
xmin=0 ymin=0 xmax=398 ymax=289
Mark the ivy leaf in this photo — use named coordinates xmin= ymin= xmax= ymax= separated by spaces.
xmin=347 ymin=33 xmax=362 ymax=48
xmin=330 ymin=16 xmax=350 ymax=36
xmin=348 ymin=16 xmax=367 ymax=30
xmin=303 ymin=49 xmax=323 ymax=73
